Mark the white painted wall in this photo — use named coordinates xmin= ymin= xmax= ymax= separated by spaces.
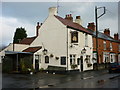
xmin=30 ymin=9 xmax=67 ymax=70
xmin=14 ymin=44 xmax=29 ymax=52
xmin=67 ymin=28 xmax=93 ymax=71
xmin=31 ymin=7 xmax=93 ymax=71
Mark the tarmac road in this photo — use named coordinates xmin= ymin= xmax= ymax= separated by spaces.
xmin=2 ymin=68 xmax=120 ymax=89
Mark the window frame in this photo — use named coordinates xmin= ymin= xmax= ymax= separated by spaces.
xmin=61 ymin=56 xmax=66 ymax=65
xmin=71 ymin=31 xmax=78 ymax=43
xmin=70 ymin=54 xmax=76 ymax=65
xmin=103 ymin=41 xmax=106 ymax=50
xmin=45 ymin=56 xmax=49 ymax=63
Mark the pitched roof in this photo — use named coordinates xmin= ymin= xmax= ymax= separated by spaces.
xmin=54 ymin=15 xmax=92 ymax=35
xmin=22 ymin=46 xmax=42 ymax=53
xmin=88 ymin=29 xmax=120 ymax=43
xmin=19 ymin=36 xmax=37 ymax=45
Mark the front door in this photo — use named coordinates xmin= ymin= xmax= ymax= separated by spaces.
xmin=35 ymin=59 xmax=39 ymax=71
xmin=35 ymin=55 xmax=39 ymax=71
xmin=80 ymin=56 xmax=83 ymax=72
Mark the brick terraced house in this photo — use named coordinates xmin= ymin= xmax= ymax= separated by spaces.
xmin=87 ymin=22 xmax=120 ymax=64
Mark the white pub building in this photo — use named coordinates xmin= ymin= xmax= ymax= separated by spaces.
xmin=0 ymin=7 xmax=93 ymax=72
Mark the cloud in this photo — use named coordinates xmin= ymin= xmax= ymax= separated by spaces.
xmin=1 ymin=16 xmax=36 ymax=46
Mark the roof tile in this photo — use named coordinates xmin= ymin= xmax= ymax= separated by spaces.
xmin=55 ymin=15 xmax=92 ymax=34
xmin=22 ymin=46 xmax=42 ymax=53
xmin=19 ymin=36 xmax=37 ymax=45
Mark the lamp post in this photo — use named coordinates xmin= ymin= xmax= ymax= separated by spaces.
xmin=42 ymin=49 xmax=48 ymax=55
xmin=95 ymin=6 xmax=106 ymax=70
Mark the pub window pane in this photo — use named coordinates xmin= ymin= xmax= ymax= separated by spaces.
xmin=45 ymin=56 xmax=49 ymax=63
xmin=71 ymin=31 xmax=78 ymax=43
xmin=61 ymin=57 xmax=66 ymax=65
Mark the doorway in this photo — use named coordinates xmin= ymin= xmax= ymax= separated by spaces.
xmin=35 ymin=55 xmax=39 ymax=71
xmin=80 ymin=56 xmax=83 ymax=72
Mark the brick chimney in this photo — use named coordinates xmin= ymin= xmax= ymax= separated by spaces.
xmin=114 ymin=33 xmax=119 ymax=40
xmin=104 ymin=28 xmax=110 ymax=36
xmin=65 ymin=14 xmax=73 ymax=21
xmin=75 ymin=16 xmax=82 ymax=25
xmin=36 ymin=22 xmax=40 ymax=36
xmin=87 ymin=22 xmax=96 ymax=31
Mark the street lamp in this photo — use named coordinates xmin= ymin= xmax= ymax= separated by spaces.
xmin=81 ymin=48 xmax=86 ymax=54
xmin=95 ymin=6 xmax=106 ymax=70
xmin=42 ymin=49 xmax=48 ymax=55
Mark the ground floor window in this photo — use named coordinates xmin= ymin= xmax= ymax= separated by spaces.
xmin=70 ymin=54 xmax=76 ymax=64
xmin=61 ymin=56 xmax=66 ymax=65
xmin=85 ymin=55 xmax=91 ymax=63
xmin=45 ymin=56 xmax=49 ymax=63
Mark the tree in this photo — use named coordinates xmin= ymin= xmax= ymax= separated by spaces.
xmin=13 ymin=27 xmax=27 ymax=43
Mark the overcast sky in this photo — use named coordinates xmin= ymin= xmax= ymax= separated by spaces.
xmin=0 ymin=0 xmax=119 ymax=47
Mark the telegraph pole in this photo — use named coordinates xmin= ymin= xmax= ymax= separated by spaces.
xmin=95 ymin=6 xmax=106 ymax=70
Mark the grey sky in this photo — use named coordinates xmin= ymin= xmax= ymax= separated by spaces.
xmin=1 ymin=1 xmax=119 ymax=47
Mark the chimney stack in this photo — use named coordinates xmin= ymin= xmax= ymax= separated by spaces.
xmin=104 ymin=28 xmax=110 ymax=36
xmin=49 ymin=7 xmax=57 ymax=16
xmin=65 ymin=14 xmax=73 ymax=21
xmin=87 ymin=22 xmax=96 ymax=31
xmin=75 ymin=16 xmax=82 ymax=25
xmin=36 ymin=22 xmax=40 ymax=36
xmin=114 ymin=33 xmax=119 ymax=40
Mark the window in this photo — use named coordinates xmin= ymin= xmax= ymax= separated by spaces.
xmin=103 ymin=41 xmax=106 ymax=50
xmin=85 ymin=34 xmax=88 ymax=46
xmin=77 ymin=58 xmax=80 ymax=65
xmin=110 ymin=43 xmax=112 ymax=51
xmin=85 ymin=55 xmax=91 ymax=63
xmin=70 ymin=54 xmax=76 ymax=64
xmin=45 ymin=56 xmax=49 ymax=63
xmin=61 ymin=57 xmax=66 ymax=65
xmin=71 ymin=31 xmax=78 ymax=43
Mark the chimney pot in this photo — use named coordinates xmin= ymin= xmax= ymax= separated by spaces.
xmin=87 ymin=22 xmax=95 ymax=31
xmin=104 ymin=28 xmax=110 ymax=36
xmin=114 ymin=33 xmax=119 ymax=40
xmin=36 ymin=22 xmax=40 ymax=36
xmin=76 ymin=16 xmax=80 ymax=19
xmin=75 ymin=16 xmax=82 ymax=25
xmin=65 ymin=14 xmax=73 ymax=21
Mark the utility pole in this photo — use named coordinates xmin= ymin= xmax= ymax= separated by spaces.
xmin=95 ymin=6 xmax=106 ymax=70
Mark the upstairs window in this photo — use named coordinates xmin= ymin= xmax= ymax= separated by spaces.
xmin=103 ymin=41 xmax=106 ymax=50
xmin=85 ymin=34 xmax=88 ymax=46
xmin=71 ymin=31 xmax=78 ymax=43
xmin=110 ymin=43 xmax=112 ymax=51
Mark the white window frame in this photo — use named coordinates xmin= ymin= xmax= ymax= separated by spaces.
xmin=110 ymin=43 xmax=112 ymax=51
xmin=85 ymin=34 xmax=88 ymax=47
xmin=70 ymin=54 xmax=76 ymax=65
xmin=103 ymin=41 xmax=106 ymax=50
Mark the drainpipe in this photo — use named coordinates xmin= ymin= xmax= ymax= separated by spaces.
xmin=66 ymin=27 xmax=69 ymax=71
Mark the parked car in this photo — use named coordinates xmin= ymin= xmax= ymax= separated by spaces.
xmin=109 ymin=62 xmax=120 ymax=73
